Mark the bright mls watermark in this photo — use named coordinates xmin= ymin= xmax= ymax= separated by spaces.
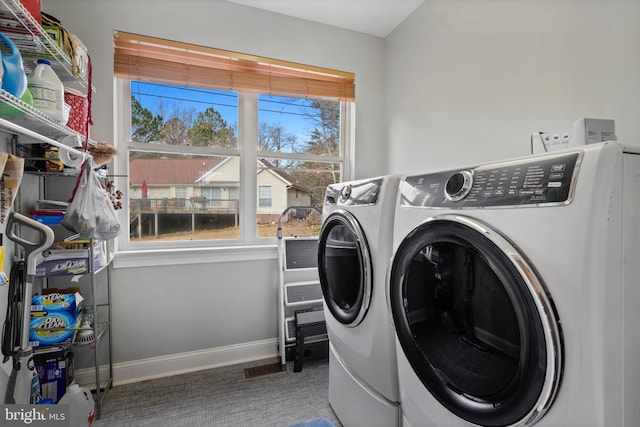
xmin=2 ymin=405 xmax=69 ymax=426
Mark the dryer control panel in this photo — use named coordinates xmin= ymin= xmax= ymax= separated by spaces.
xmin=401 ymin=151 xmax=581 ymax=208
xmin=325 ymin=178 xmax=383 ymax=206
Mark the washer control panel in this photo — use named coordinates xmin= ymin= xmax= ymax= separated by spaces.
xmin=401 ymin=151 xmax=581 ymax=208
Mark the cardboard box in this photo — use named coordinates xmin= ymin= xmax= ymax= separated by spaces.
xmin=42 ymin=25 xmax=62 ymax=48
xmin=32 ymin=292 xmax=81 ymax=312
xmin=29 ymin=310 xmax=81 ymax=348
xmin=44 ymin=149 xmax=59 ymax=160
xmin=36 ymin=241 xmax=106 ymax=277
xmin=30 ymin=291 xmax=83 ymax=348
xmin=30 ymin=290 xmax=82 ymax=348
xmin=41 ymin=286 xmax=83 ymax=296
xmin=21 ymin=0 xmax=41 ymax=24
xmin=45 ymin=160 xmax=64 ymax=173
xmin=568 ymin=118 xmax=616 ymax=148
xmin=0 ymin=154 xmax=24 ymax=226
xmin=34 ymin=347 xmax=74 ymax=403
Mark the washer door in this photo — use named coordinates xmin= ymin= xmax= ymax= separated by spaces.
xmin=318 ymin=210 xmax=372 ymax=327
xmin=390 ymin=215 xmax=562 ymax=427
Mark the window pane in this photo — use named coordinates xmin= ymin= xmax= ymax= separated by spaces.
xmin=256 ymin=158 xmax=341 ymax=238
xmin=258 ymin=95 xmax=340 ymax=156
xmin=258 ymin=185 xmax=272 ymax=207
xmin=129 ymin=151 xmax=240 ymax=242
xmin=131 ymin=81 xmax=238 ymax=147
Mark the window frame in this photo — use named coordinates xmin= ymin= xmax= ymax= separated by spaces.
xmin=113 ymin=79 xmax=353 ymax=263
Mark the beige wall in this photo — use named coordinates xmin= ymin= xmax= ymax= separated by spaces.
xmin=385 ymin=0 xmax=640 ymax=174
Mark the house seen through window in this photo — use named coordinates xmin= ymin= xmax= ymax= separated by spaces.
xmin=115 ymin=32 xmax=353 ymax=246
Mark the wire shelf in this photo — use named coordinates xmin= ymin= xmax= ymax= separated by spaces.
xmin=0 ymin=90 xmax=83 ymax=140
xmin=0 ymin=0 xmax=88 ymax=87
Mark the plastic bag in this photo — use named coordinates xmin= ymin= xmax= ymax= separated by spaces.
xmin=62 ymin=159 xmax=121 ymax=240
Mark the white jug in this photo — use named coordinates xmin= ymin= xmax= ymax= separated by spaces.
xmin=28 ymin=59 xmax=65 ymax=122
xmin=58 ymin=383 xmax=95 ymax=426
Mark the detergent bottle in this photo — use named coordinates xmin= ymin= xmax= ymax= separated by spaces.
xmin=0 ymin=32 xmax=27 ymax=97
xmin=28 ymin=59 xmax=65 ymax=122
xmin=58 ymin=384 xmax=95 ymax=427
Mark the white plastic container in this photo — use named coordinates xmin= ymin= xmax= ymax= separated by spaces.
xmin=58 ymin=384 xmax=95 ymax=426
xmin=27 ymin=59 xmax=65 ymax=122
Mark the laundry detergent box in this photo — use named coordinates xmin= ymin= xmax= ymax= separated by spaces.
xmin=29 ymin=310 xmax=82 ymax=347
xmin=30 ymin=291 xmax=83 ymax=347
xmin=31 ymin=292 xmax=81 ymax=312
xmin=36 ymin=241 xmax=106 ymax=277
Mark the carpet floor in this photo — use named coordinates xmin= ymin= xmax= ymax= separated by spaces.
xmin=93 ymin=358 xmax=342 ymax=427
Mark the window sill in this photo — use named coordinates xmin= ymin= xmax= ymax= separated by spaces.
xmin=112 ymin=244 xmax=277 ymax=269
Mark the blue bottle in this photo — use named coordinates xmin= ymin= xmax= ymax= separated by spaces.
xmin=0 ymin=32 xmax=27 ymax=98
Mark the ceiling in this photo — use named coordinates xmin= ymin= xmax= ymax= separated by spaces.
xmin=225 ymin=0 xmax=425 ymax=37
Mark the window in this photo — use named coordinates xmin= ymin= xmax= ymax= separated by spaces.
xmin=175 ymin=186 xmax=187 ymax=199
xmin=258 ymin=186 xmax=272 ymax=207
xmin=114 ymin=31 xmax=354 ymax=248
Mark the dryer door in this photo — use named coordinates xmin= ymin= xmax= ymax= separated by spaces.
xmin=318 ymin=210 xmax=372 ymax=327
xmin=390 ymin=214 xmax=562 ymax=427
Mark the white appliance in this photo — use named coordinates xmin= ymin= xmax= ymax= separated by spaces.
xmin=318 ymin=176 xmax=401 ymax=427
xmin=389 ymin=141 xmax=640 ymax=427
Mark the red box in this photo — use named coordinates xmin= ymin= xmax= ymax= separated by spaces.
xmin=20 ymin=0 xmax=41 ymax=24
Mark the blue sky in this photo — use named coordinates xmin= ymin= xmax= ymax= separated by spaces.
xmin=131 ymin=81 xmax=314 ymax=144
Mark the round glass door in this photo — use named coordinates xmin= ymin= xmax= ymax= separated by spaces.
xmin=318 ymin=210 xmax=372 ymax=326
xmin=390 ymin=215 xmax=562 ymax=427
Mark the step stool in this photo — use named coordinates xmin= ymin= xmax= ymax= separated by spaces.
xmin=294 ymin=308 xmax=328 ymax=372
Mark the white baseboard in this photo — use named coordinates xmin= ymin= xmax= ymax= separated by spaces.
xmin=75 ymin=338 xmax=278 ymax=386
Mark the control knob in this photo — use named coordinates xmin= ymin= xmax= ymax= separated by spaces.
xmin=339 ymin=184 xmax=352 ymax=203
xmin=445 ymin=170 xmax=473 ymax=202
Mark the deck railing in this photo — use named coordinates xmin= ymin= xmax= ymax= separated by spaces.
xmin=129 ymin=198 xmax=239 ymax=215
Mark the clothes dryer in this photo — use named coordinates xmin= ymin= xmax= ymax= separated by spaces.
xmin=318 ymin=176 xmax=401 ymax=427
xmin=389 ymin=141 xmax=640 ymax=427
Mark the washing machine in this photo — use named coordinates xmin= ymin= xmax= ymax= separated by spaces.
xmin=389 ymin=141 xmax=640 ymax=427
xmin=318 ymin=175 xmax=401 ymax=427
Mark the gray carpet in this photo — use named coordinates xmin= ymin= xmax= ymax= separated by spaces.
xmin=93 ymin=358 xmax=342 ymax=427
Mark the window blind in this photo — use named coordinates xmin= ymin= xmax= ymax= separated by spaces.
xmin=113 ymin=31 xmax=355 ymax=101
